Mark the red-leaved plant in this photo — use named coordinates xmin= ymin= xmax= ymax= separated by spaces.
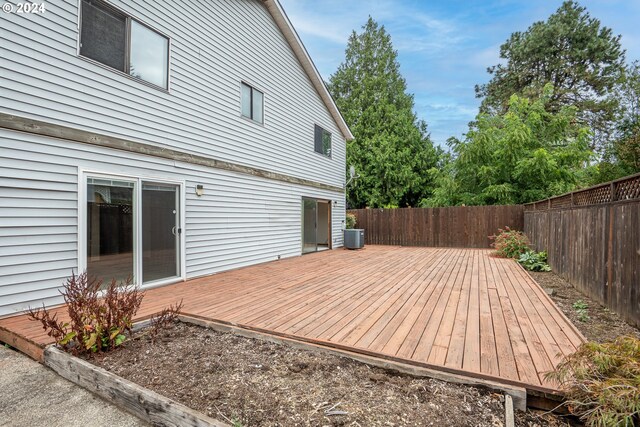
xmin=28 ymin=272 xmax=144 ymax=355
xmin=489 ymin=226 xmax=531 ymax=259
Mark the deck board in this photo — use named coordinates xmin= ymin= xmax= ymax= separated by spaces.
xmin=0 ymin=246 xmax=584 ymax=391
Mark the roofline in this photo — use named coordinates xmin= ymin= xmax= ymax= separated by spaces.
xmin=262 ymin=0 xmax=354 ymax=141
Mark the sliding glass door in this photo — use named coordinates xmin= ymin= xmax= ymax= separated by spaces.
xmin=85 ymin=174 xmax=182 ymax=286
xmin=141 ymin=182 xmax=179 ymax=283
xmin=302 ymin=198 xmax=331 ymax=254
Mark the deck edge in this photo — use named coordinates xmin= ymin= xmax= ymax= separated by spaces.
xmin=0 ymin=324 xmax=45 ymax=362
xmin=516 ymin=262 xmax=588 ymax=343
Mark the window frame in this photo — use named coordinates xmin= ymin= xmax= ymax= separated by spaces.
xmin=240 ymin=81 xmax=265 ymax=125
xmin=314 ymin=124 xmax=332 ymax=158
xmin=77 ymin=0 xmax=171 ymax=91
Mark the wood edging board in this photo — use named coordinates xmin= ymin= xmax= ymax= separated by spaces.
xmin=177 ymin=314 xmax=530 ymax=411
xmin=43 ymin=346 xmax=229 ymax=427
xmin=0 ymin=112 xmax=344 ymax=194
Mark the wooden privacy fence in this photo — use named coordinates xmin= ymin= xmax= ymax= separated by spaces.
xmin=348 ymin=205 xmax=524 ymax=248
xmin=524 ymin=173 xmax=640 ymax=327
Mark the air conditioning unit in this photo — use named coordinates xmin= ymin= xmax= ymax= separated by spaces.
xmin=344 ymin=229 xmax=365 ymax=249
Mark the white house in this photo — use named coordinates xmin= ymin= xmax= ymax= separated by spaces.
xmin=0 ymin=0 xmax=353 ymax=316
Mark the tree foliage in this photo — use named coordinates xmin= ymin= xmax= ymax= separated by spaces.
xmin=425 ymin=86 xmax=593 ymax=206
xmin=613 ymin=61 xmax=640 ymax=173
xmin=328 ymin=17 xmax=441 ymax=208
xmin=476 ymin=1 xmax=626 ymax=151
xmin=585 ymin=61 xmax=640 ymax=184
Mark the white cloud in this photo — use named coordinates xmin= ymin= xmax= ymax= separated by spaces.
xmin=280 ymin=0 xmax=466 ymax=55
xmin=468 ymin=44 xmax=503 ymax=69
xmin=281 ymin=9 xmax=352 ymax=44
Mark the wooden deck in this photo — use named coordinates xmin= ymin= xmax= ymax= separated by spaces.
xmin=0 ymin=246 xmax=584 ymax=392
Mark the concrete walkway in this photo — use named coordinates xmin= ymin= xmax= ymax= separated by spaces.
xmin=0 ymin=345 xmax=145 ymax=427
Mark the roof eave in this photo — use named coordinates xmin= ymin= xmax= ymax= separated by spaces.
xmin=262 ymin=0 xmax=354 ymax=141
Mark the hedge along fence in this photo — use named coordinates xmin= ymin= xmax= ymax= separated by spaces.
xmin=524 ymin=172 xmax=640 ymax=327
xmin=347 ymin=205 xmax=524 ymax=248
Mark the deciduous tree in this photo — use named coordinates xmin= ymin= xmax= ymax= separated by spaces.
xmin=425 ymin=86 xmax=593 ymax=206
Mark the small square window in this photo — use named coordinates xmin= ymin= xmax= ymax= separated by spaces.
xmin=314 ymin=125 xmax=331 ymax=157
xmin=241 ymin=82 xmax=264 ymax=124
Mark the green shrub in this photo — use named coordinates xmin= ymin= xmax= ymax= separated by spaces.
xmin=518 ymin=251 xmax=551 ymax=271
xmin=489 ymin=227 xmax=530 ymax=258
xmin=345 ymin=213 xmax=357 ymax=229
xmin=546 ymin=336 xmax=640 ymax=427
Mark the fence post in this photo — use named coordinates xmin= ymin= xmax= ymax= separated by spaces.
xmin=606 ymin=203 xmax=614 ymax=304
xmin=610 ymin=182 xmax=616 ymax=202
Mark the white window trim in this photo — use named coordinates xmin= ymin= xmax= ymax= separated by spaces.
xmin=76 ymin=0 xmax=172 ymax=92
xmin=313 ymin=123 xmax=333 ymax=158
xmin=240 ymin=81 xmax=266 ymax=125
xmin=77 ymin=168 xmax=187 ymax=290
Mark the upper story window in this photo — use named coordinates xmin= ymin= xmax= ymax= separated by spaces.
xmin=314 ymin=125 xmax=331 ymax=157
xmin=80 ymin=0 xmax=169 ymax=89
xmin=241 ymin=82 xmax=264 ymax=124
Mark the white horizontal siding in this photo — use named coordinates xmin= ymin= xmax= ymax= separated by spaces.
xmin=0 ymin=129 xmax=345 ymax=316
xmin=0 ymin=0 xmax=346 ymax=189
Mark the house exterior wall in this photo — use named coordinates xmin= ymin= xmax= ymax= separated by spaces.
xmin=0 ymin=0 xmax=348 ymax=316
xmin=1 ymin=0 xmax=345 ymax=188
xmin=0 ymin=130 xmax=345 ymax=315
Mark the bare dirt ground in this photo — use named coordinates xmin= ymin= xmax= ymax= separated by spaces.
xmin=529 ymin=271 xmax=640 ymax=342
xmin=88 ymin=322 xmax=574 ymax=427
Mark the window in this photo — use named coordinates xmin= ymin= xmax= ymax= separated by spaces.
xmin=314 ymin=124 xmax=331 ymax=157
xmin=241 ymin=82 xmax=264 ymax=123
xmin=80 ymin=0 xmax=169 ymax=89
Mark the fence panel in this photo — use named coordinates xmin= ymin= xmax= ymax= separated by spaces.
xmin=524 ymin=172 xmax=640 ymax=327
xmin=347 ymin=205 xmax=524 ymax=248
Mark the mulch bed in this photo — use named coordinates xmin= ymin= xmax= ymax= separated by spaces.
xmin=88 ymin=322 xmax=573 ymax=427
xmin=529 ymin=271 xmax=640 ymax=343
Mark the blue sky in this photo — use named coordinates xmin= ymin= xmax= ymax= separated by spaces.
xmin=279 ymin=0 xmax=640 ymax=147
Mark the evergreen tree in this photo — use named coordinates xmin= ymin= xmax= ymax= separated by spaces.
xmin=614 ymin=61 xmax=640 ymax=173
xmin=586 ymin=60 xmax=640 ymax=183
xmin=476 ymin=1 xmax=625 ymax=152
xmin=328 ymin=17 xmax=440 ymax=208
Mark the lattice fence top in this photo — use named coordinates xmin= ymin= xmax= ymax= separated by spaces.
xmin=524 ymin=173 xmax=640 ymax=211
xmin=616 ymin=175 xmax=640 ymax=201
xmin=574 ymin=185 xmax=612 ymax=206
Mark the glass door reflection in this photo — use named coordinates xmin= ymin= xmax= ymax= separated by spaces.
xmin=86 ymin=177 xmax=135 ymax=284
xmin=302 ymin=198 xmax=317 ymax=254
xmin=141 ymin=182 xmax=179 ymax=283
